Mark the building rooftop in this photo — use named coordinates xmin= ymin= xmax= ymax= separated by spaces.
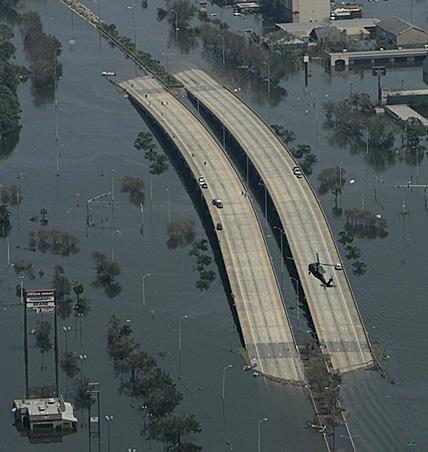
xmin=276 ymin=18 xmax=379 ymax=37
xmin=377 ymin=16 xmax=425 ymax=36
xmin=384 ymin=104 xmax=428 ymax=127
xmin=13 ymin=398 xmax=77 ymax=424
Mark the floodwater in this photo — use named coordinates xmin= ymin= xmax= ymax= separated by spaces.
xmin=1 ymin=0 xmax=428 ymax=450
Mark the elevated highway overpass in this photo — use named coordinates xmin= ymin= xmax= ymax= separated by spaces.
xmin=120 ymin=76 xmax=304 ymax=383
xmin=176 ymin=69 xmax=374 ymax=374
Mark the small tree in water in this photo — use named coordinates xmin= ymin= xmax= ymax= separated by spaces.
xmin=166 ymin=219 xmax=195 ymax=249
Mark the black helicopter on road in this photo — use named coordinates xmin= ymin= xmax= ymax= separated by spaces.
xmin=308 ymin=253 xmax=342 ymax=288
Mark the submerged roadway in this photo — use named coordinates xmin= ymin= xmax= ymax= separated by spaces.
xmin=120 ymin=76 xmax=305 ymax=383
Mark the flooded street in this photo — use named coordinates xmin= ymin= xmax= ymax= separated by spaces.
xmin=1 ymin=0 xmax=428 ymax=450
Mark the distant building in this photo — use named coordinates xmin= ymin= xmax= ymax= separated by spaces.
xmin=285 ymin=0 xmax=330 ymax=23
xmin=376 ymin=17 xmax=428 ymax=47
xmin=276 ymin=18 xmax=379 ymax=39
xmin=235 ymin=2 xmax=260 ymax=14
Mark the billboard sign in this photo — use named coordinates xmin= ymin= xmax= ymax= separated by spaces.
xmin=25 ymin=290 xmax=56 ymax=314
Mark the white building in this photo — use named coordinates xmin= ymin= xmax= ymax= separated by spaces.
xmin=285 ymin=0 xmax=330 ymax=23
xmin=12 ymin=397 xmax=77 ymax=434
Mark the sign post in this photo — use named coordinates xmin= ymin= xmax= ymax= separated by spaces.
xmin=24 ymin=290 xmax=58 ymax=397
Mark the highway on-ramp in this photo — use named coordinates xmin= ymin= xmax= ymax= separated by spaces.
xmin=176 ymin=69 xmax=374 ymax=374
xmin=120 ymin=76 xmax=305 ymax=383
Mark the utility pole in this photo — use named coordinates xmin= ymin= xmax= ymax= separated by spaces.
xmin=54 ymin=295 xmax=59 ymax=397
xmin=88 ymin=382 xmax=101 ymax=452
xmin=21 ymin=278 xmax=29 ymax=398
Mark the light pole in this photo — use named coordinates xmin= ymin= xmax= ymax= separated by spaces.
xmin=20 ymin=275 xmax=28 ymax=398
xmin=161 ymin=51 xmax=174 ymax=72
xmin=365 ymin=126 xmax=369 ymax=154
xmin=262 ymin=61 xmax=271 ymax=97
xmin=290 ymin=277 xmax=300 ymax=325
xmin=340 ymin=433 xmax=359 ymax=452
xmin=142 ymin=273 xmax=151 ymax=322
xmin=105 ymin=415 xmax=114 ymax=452
xmin=257 ymin=418 xmax=268 ymax=452
xmin=66 ymin=207 xmax=72 ymax=236
xmin=217 ymin=34 xmax=225 ymax=67
xmin=78 ymin=354 xmax=87 ymax=383
xmin=140 ymin=202 xmax=144 ymax=230
xmin=258 ymin=181 xmax=267 ymax=230
xmin=222 ymin=364 xmax=232 ymax=400
xmin=178 ymin=315 xmax=189 ymax=376
xmin=170 ymin=9 xmax=179 ymax=38
xmin=6 ymin=236 xmax=10 ymax=266
xmin=62 ymin=326 xmax=71 ymax=353
xmin=19 ymin=275 xmax=24 ymax=305
xmin=166 ymin=187 xmax=171 ymax=223
xmin=178 ymin=315 xmax=188 ymax=353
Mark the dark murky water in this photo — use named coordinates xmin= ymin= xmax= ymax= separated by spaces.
xmin=1 ymin=0 xmax=428 ymax=450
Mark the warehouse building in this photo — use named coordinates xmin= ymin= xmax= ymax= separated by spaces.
xmin=376 ymin=17 xmax=428 ymax=47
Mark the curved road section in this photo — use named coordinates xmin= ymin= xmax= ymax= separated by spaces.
xmin=120 ymin=76 xmax=304 ymax=383
xmin=176 ymin=69 xmax=373 ymax=374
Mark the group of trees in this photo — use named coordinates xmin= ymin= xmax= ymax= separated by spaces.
xmin=189 ymin=239 xmax=216 ymax=291
xmin=0 ymin=0 xmax=20 ymax=18
xmin=107 ymin=316 xmax=201 ymax=450
xmin=398 ymin=116 xmax=427 ymax=167
xmin=197 ymin=24 xmax=292 ymax=90
xmin=134 ymin=131 xmax=169 ymax=175
xmin=28 ymin=229 xmax=80 ymax=256
xmin=344 ymin=208 xmax=388 ymax=239
xmin=1 ymin=183 xmax=21 ymax=205
xmin=94 ymin=19 xmax=178 ymax=86
xmin=52 ymin=265 xmax=90 ymax=320
xmin=91 ymin=252 xmax=122 ymax=298
xmin=0 ymin=23 xmax=25 ymax=156
xmin=157 ymin=0 xmax=196 ymax=31
xmin=14 ymin=257 xmax=36 ymax=279
xmin=337 ymin=230 xmax=367 ymax=277
xmin=317 ymin=166 xmax=346 ymax=209
xmin=21 ymin=12 xmax=62 ymax=105
xmin=271 ymin=124 xmax=317 ymax=175
xmin=323 ymin=93 xmax=397 ymax=170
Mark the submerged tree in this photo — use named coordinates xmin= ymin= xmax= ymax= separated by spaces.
xmin=166 ymin=219 xmax=195 ymax=249
xmin=352 ymin=260 xmax=367 ymax=277
xmin=147 ymin=414 xmax=201 ymax=449
xmin=60 ymin=352 xmax=80 ymax=379
xmin=120 ymin=176 xmax=145 ymax=206
xmin=92 ymin=252 xmax=121 ymax=285
xmin=134 ymin=131 xmax=154 ymax=151
xmin=0 ymin=203 xmax=12 ymax=237
xmin=271 ymin=124 xmax=296 ymax=145
xmin=345 ymin=245 xmax=361 ymax=260
xmin=318 ymin=166 xmax=346 ymax=208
